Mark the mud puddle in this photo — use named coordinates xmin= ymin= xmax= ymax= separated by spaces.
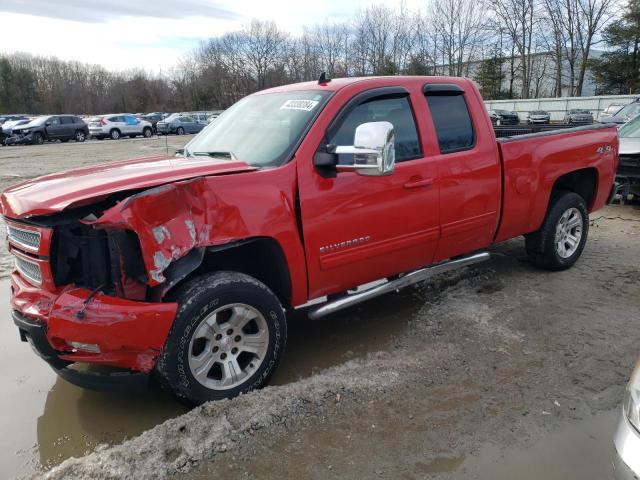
xmin=453 ymin=409 xmax=619 ymax=479
xmin=0 ymin=280 xmax=415 ymax=478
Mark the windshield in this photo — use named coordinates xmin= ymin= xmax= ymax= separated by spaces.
xmin=619 ymin=115 xmax=640 ymax=137
xmin=530 ymin=111 xmax=546 ymax=115
xmin=26 ymin=116 xmax=50 ymax=126
xmin=616 ymin=103 xmax=640 ymax=118
xmin=185 ymin=90 xmax=331 ymax=167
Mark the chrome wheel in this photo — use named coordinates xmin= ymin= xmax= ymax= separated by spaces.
xmin=75 ymin=130 xmax=85 ymax=142
xmin=555 ymin=207 xmax=583 ymax=258
xmin=187 ymin=303 xmax=269 ymax=391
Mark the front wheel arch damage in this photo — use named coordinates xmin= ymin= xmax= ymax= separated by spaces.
xmin=86 ymin=180 xmax=293 ymax=308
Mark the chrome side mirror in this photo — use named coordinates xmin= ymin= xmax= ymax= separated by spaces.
xmin=334 ymin=121 xmax=395 ymax=176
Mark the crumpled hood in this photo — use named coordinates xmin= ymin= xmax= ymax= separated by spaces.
xmin=0 ymin=154 xmax=256 ymax=218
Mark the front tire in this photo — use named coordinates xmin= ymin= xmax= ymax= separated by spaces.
xmin=155 ymin=271 xmax=287 ymax=405
xmin=143 ymin=127 xmax=152 ymax=138
xmin=32 ymin=132 xmax=44 ymax=145
xmin=176 ymin=126 xmax=184 ymax=135
xmin=525 ymin=191 xmax=588 ymax=270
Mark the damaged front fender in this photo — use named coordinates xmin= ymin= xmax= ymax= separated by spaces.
xmin=91 ymin=180 xmax=222 ymax=286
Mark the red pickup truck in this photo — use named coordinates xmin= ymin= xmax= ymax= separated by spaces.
xmin=1 ymin=76 xmax=618 ymax=405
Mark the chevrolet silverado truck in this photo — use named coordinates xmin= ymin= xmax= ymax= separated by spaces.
xmin=1 ymin=76 xmax=618 ymax=405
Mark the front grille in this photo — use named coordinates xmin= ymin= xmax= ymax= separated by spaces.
xmin=7 ymin=225 xmax=41 ymax=251
xmin=15 ymin=255 xmax=42 ymax=285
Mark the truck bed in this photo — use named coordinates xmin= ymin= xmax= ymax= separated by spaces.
xmin=493 ymin=123 xmax=618 ymax=243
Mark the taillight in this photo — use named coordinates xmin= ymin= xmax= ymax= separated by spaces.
xmin=99 ymin=117 xmax=107 ymax=126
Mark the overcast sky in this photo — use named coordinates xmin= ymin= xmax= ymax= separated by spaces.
xmin=0 ymin=0 xmax=421 ymax=72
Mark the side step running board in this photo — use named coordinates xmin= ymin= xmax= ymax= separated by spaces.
xmin=308 ymin=252 xmax=490 ymax=319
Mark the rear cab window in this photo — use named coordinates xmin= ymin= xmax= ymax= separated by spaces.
xmin=424 ymin=85 xmax=475 ymax=154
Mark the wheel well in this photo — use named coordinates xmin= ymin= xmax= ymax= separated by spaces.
xmin=550 ymin=168 xmax=597 ymax=210
xmin=200 ymin=238 xmax=292 ymax=307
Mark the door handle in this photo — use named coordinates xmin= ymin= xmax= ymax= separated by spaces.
xmin=403 ymin=178 xmax=434 ymax=189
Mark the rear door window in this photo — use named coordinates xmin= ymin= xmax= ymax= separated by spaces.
xmin=425 ymin=94 xmax=474 ymax=153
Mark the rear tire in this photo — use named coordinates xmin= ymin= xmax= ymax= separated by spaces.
xmin=155 ymin=271 xmax=287 ymax=405
xmin=110 ymin=129 xmax=120 ymax=140
xmin=525 ymin=191 xmax=588 ymax=271
xmin=143 ymin=127 xmax=152 ymax=138
xmin=176 ymin=126 xmax=184 ymax=135
xmin=75 ymin=130 xmax=86 ymax=142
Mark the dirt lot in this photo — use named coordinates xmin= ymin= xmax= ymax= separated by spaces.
xmin=1 ymin=140 xmax=639 ymax=479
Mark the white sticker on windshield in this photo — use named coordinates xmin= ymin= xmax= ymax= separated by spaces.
xmin=280 ymin=99 xmax=319 ymax=111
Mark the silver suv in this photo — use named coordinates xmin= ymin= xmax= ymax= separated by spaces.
xmin=88 ymin=114 xmax=153 ymax=140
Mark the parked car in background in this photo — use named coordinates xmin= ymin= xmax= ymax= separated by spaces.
xmin=156 ymin=114 xmax=206 ymax=135
xmin=88 ymin=114 xmax=153 ymax=140
xmin=564 ymin=109 xmax=593 ymax=124
xmin=614 ymin=114 xmax=640 ymax=203
xmin=183 ymin=111 xmax=212 ymax=124
xmin=599 ymin=103 xmax=624 ymax=122
xmin=526 ymin=110 xmax=550 ymax=124
xmin=489 ymin=109 xmax=520 ymax=125
xmin=7 ymin=115 xmax=88 ymax=145
xmin=0 ymin=114 xmax=29 ymax=125
xmin=207 ymin=110 xmax=224 ymax=122
xmin=140 ymin=113 xmax=165 ymax=134
xmin=607 ymin=101 xmax=640 ymax=125
xmin=2 ymin=118 xmax=31 ymax=136
xmin=613 ymin=357 xmax=640 ymax=479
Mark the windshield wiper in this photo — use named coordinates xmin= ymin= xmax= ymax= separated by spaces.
xmin=192 ymin=150 xmax=237 ymax=161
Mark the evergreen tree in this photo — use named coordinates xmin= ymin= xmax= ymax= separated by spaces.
xmin=590 ymin=0 xmax=640 ymax=94
xmin=474 ymin=54 xmax=508 ymax=100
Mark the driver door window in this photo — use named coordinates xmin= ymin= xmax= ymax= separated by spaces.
xmin=328 ymin=96 xmax=421 ymax=164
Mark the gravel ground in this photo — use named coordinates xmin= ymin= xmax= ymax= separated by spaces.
xmin=2 ymin=141 xmax=639 ymax=480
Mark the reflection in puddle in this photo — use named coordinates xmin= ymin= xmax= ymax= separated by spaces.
xmin=454 ymin=409 xmax=618 ymax=480
xmin=416 ymin=456 xmax=465 ymax=474
xmin=36 ymin=379 xmax=187 ymax=471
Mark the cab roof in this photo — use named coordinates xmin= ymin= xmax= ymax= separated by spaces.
xmin=255 ymin=76 xmax=473 ymax=95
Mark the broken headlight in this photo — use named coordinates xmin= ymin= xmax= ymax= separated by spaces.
xmin=624 ymin=357 xmax=640 ymax=433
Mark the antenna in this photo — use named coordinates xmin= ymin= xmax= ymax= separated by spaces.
xmin=318 ymin=71 xmax=331 ymax=84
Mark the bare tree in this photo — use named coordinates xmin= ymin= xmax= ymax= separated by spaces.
xmin=485 ymin=0 xmax=540 ymax=97
xmin=575 ymin=0 xmax=616 ymax=95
